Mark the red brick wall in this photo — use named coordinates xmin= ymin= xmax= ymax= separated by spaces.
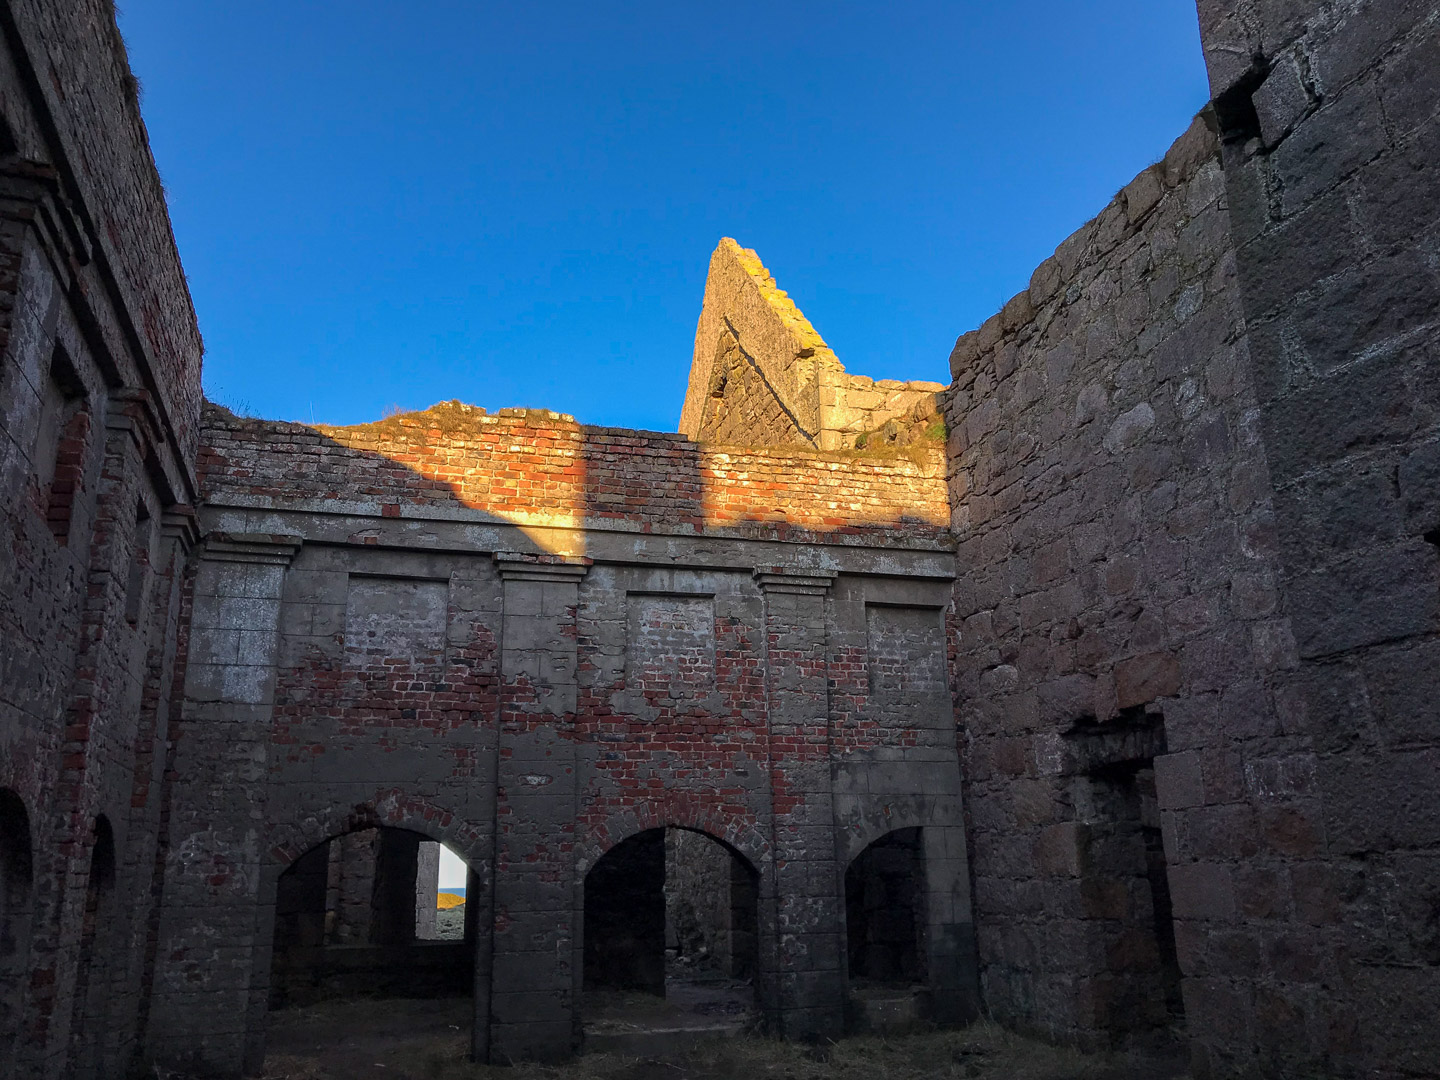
xmin=198 ymin=403 xmax=949 ymax=543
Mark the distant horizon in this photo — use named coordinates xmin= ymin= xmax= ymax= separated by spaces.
xmin=119 ymin=2 xmax=1210 ymax=432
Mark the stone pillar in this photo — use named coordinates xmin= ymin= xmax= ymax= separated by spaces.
xmin=328 ymin=830 xmax=380 ymax=945
xmin=145 ymin=533 xmax=300 ymax=1075
xmin=487 ymin=553 xmax=589 ymax=1063
xmin=755 ymin=568 xmax=844 ymax=1040
xmin=415 ymin=841 xmax=440 ymax=940
xmin=370 ymin=829 xmax=420 ymax=946
xmin=921 ymin=824 xmax=979 ymax=1027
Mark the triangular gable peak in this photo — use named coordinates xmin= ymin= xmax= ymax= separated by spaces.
xmin=678 ymin=238 xmax=944 ymax=452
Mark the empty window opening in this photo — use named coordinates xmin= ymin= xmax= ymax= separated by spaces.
xmin=1064 ymin=711 xmax=1185 ymax=1038
xmin=845 ymin=827 xmax=927 ymax=988
xmin=583 ymin=827 xmax=759 ymax=1039
xmin=69 ymin=815 xmax=116 ymax=1080
xmin=0 ymin=790 xmax=35 ymax=1066
xmin=413 ymin=841 xmax=468 ymax=941
xmin=31 ymin=347 xmax=89 ymax=544
xmin=270 ymin=826 xmax=477 ymax=1011
xmin=125 ymin=500 xmax=152 ymax=627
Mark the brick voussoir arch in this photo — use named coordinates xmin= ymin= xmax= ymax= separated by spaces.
xmin=577 ymin=799 xmax=770 ymax=877
xmin=264 ymin=788 xmax=490 ymax=882
xmin=836 ymin=796 xmax=963 ymax=866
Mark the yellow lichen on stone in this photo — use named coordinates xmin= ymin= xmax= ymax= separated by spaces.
xmin=719 ymin=237 xmax=837 ymax=365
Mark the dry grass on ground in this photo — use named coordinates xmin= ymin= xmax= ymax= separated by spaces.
xmin=254 ymin=998 xmax=1183 ymax=1080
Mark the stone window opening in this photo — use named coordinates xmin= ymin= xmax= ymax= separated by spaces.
xmin=0 ymin=789 xmax=34 ymax=1066
xmin=845 ymin=827 xmax=928 ymax=989
xmin=124 ymin=499 xmax=152 ymax=627
xmin=1063 ymin=709 xmax=1186 ymax=1038
xmin=269 ymin=826 xmax=478 ymax=1011
xmin=31 ymin=346 xmax=89 ymax=544
xmin=411 ymin=840 xmax=469 ymax=941
xmin=582 ymin=827 xmax=760 ymax=1040
xmin=69 ymin=814 xmax=117 ymax=1080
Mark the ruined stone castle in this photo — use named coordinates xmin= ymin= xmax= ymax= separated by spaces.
xmin=1 ymin=1 xmax=1437 ymax=1077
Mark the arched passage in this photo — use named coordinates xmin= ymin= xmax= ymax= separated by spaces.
xmin=269 ymin=825 xmax=479 ymax=1008
xmin=582 ymin=826 xmax=760 ymax=1046
xmin=0 ymin=789 xmax=35 ymax=1065
xmin=845 ymin=827 xmax=927 ymax=987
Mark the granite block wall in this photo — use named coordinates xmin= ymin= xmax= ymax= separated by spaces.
xmin=1195 ymin=2 xmax=1440 ymax=1075
xmin=679 ymin=238 xmax=945 ymax=452
xmin=944 ymin=115 xmax=1317 ymax=1065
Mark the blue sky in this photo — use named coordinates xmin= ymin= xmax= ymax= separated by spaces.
xmin=118 ymin=2 xmax=1210 ymax=433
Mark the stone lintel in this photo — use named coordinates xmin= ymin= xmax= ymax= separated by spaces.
xmin=104 ymin=386 xmax=162 ymax=453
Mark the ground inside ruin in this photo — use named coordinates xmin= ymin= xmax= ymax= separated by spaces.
xmin=256 ymin=996 xmax=1191 ymax=1080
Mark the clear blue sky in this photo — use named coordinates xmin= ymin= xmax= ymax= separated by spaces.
xmin=118 ymin=2 xmax=1210 ymax=433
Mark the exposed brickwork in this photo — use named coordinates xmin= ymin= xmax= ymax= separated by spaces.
xmin=0 ymin=0 xmax=203 ymax=465
xmin=0 ymin=3 xmax=200 ymax=1077
xmin=198 ymin=402 xmax=951 ymax=544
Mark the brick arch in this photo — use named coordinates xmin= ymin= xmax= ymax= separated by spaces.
xmin=836 ymin=798 xmax=958 ymax=866
xmin=247 ymin=789 xmax=491 ymax=1072
xmin=577 ymin=800 xmax=769 ymax=879
xmin=263 ymin=788 xmax=489 ymax=882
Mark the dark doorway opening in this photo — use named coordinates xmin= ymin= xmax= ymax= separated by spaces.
xmin=582 ymin=827 xmax=759 ymax=1049
xmin=0 ymin=790 xmax=34 ymax=1066
xmin=846 ymin=827 xmax=927 ymax=986
xmin=270 ymin=826 xmax=478 ymax=1008
xmin=1085 ymin=759 xmax=1186 ymax=1030
xmin=1065 ymin=709 xmax=1185 ymax=1040
xmin=585 ymin=828 xmax=665 ymax=994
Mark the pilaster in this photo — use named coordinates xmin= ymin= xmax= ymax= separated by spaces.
xmin=755 ymin=566 xmax=844 ymax=1039
xmin=146 ymin=532 xmax=301 ymax=1074
xmin=487 ymin=553 xmax=590 ymax=1062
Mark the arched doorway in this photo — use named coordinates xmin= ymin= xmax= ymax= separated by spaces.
xmin=0 ymin=789 xmax=35 ymax=1066
xmin=69 ymin=814 xmax=117 ymax=1080
xmin=582 ymin=827 xmax=760 ymax=1049
xmin=844 ymin=827 xmax=927 ymax=1032
xmin=265 ymin=826 xmax=483 ymax=1068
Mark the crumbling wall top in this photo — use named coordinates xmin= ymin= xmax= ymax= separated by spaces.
xmin=679 ymin=238 xmax=944 ymax=453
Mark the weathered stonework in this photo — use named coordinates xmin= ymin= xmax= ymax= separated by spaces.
xmin=152 ymin=403 xmax=967 ymax=1070
xmin=1 ymin=2 xmax=1437 ymax=1079
xmin=679 ymin=239 xmax=946 ymax=452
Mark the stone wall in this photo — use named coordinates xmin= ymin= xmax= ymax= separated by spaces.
xmin=678 ymin=239 xmax=944 ymax=452
xmin=820 ymin=371 xmax=945 ymax=452
xmin=0 ymin=0 xmax=203 ymax=467
xmin=2 ymin=2 xmax=1439 ymax=1077
xmin=1196 ymin=3 xmax=1440 ymax=1076
xmin=0 ymin=2 xmax=200 ymax=1077
xmin=140 ymin=402 xmax=976 ymax=1073
xmin=946 ymin=115 xmax=1313 ymax=1063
